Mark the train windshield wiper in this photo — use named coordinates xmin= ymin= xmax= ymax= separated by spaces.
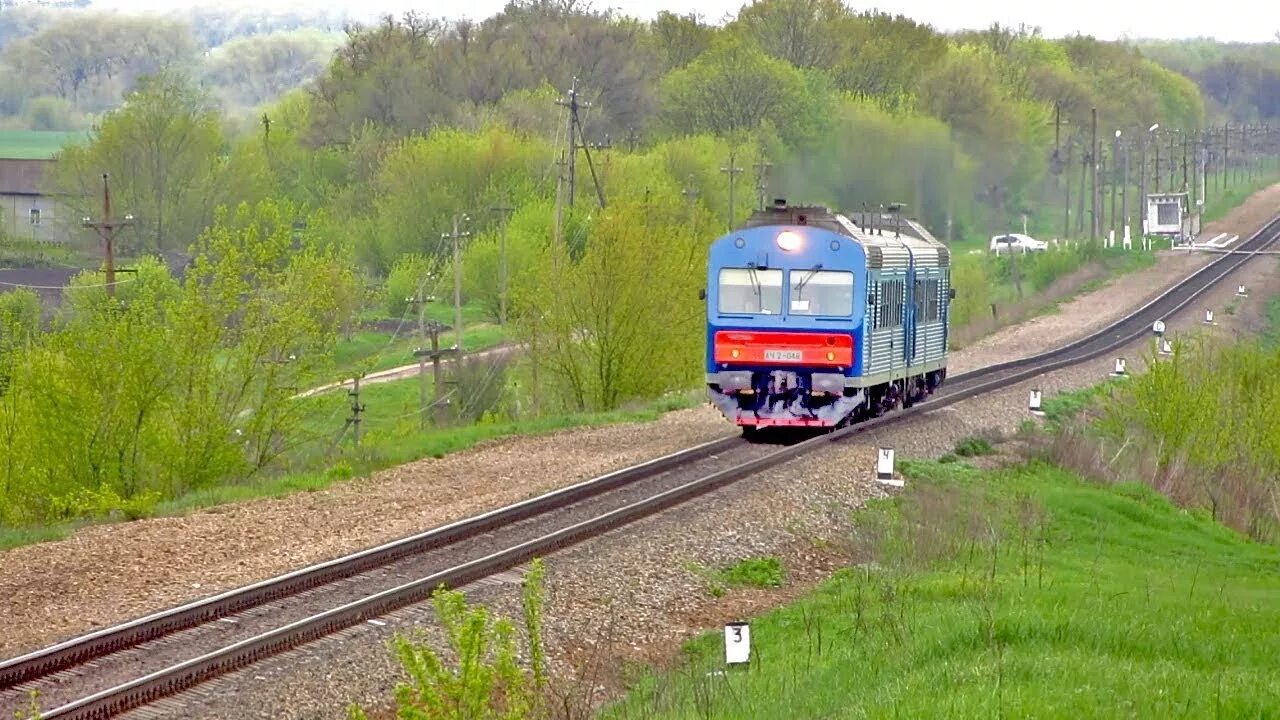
xmin=746 ymin=266 xmax=763 ymax=310
xmin=793 ymin=264 xmax=823 ymax=297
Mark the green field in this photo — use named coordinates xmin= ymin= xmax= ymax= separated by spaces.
xmin=601 ymin=458 xmax=1280 ymax=718
xmin=0 ymin=130 xmax=87 ymax=159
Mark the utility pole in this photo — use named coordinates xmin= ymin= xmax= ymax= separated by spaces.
xmin=443 ymin=214 xmax=471 ymax=356
xmin=1109 ymin=137 xmax=1119 ymax=239
xmin=1181 ymin=131 xmax=1189 ymax=191
xmin=1063 ymin=134 xmax=1073 ymax=238
xmin=81 ymin=173 xmax=135 ymax=297
xmin=1077 ymin=136 xmax=1088 ymax=236
xmin=491 ymin=198 xmax=513 ymax=326
xmin=753 ymin=157 xmax=772 ymax=212
xmin=412 ymin=320 xmax=452 ymax=427
xmin=1220 ymin=122 xmax=1228 ymax=190
xmin=558 ymin=80 xmax=581 ymax=208
xmin=555 ymin=77 xmax=606 ymax=210
xmin=1154 ymin=130 xmax=1161 ymax=193
xmin=625 ymin=126 xmax=640 ymax=153
xmin=1140 ymin=124 xmax=1157 ymax=239
xmin=1194 ymin=131 xmax=1205 ymax=210
xmin=721 ymin=149 xmax=743 ymax=230
xmin=348 ymin=374 xmax=365 ymax=445
xmin=1090 ymin=106 xmax=1098 ymax=241
xmin=1122 ymin=136 xmax=1130 ymax=236
xmin=682 ymin=174 xmax=699 ymax=225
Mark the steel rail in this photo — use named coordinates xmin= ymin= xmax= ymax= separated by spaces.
xmin=0 ymin=435 xmax=745 ymax=689
xmin=18 ymin=211 xmax=1280 ymax=719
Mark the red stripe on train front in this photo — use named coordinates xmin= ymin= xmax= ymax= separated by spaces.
xmin=713 ymin=330 xmax=853 ymax=366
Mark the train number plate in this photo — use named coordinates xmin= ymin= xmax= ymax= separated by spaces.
xmin=764 ymin=349 xmax=803 ymax=361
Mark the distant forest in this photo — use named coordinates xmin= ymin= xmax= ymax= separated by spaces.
xmin=0 ymin=3 xmax=356 ymax=129
xmin=0 ymin=2 xmax=1277 ymax=134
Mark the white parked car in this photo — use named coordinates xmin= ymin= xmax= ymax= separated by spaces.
xmin=990 ymin=233 xmax=1048 ymax=254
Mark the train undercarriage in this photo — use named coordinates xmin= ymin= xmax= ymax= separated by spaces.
xmin=707 ymin=367 xmax=947 ymax=438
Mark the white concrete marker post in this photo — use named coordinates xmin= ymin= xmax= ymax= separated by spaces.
xmin=1029 ymin=389 xmax=1044 ymax=416
xmin=725 ymin=622 xmax=750 ymax=666
xmin=876 ymin=447 xmax=903 ymax=487
xmin=1152 ymin=320 xmax=1165 ymax=336
xmin=1112 ymin=358 xmax=1127 ymax=377
xmin=1237 ymin=284 xmax=1249 ymax=297
xmin=1159 ymin=338 xmax=1173 ymax=356
xmin=1204 ymin=309 xmax=1215 ymax=325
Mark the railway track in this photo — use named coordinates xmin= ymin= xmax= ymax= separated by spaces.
xmin=4 ymin=211 xmax=1278 ymax=720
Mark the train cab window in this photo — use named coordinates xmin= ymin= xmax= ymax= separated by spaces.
xmin=718 ymin=267 xmax=783 ymax=314
xmin=788 ymin=270 xmax=853 ymax=316
xmin=915 ymin=277 xmax=941 ymax=322
xmin=876 ymin=278 xmax=904 ymax=328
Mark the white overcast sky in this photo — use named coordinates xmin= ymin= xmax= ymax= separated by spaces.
xmin=85 ymin=0 xmax=1280 ymax=43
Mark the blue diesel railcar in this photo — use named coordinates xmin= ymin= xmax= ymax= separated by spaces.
xmin=704 ymin=200 xmax=952 ymax=434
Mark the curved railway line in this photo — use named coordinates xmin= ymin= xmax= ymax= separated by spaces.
xmin=4 ymin=212 xmax=1279 ymax=720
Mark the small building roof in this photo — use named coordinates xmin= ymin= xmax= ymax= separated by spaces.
xmin=0 ymin=158 xmax=55 ymax=196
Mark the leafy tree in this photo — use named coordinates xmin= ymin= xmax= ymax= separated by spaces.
xmin=519 ymin=197 xmax=705 ymax=411
xmin=358 ymin=125 xmax=552 ymax=272
xmin=202 ymin=29 xmax=344 ymax=108
xmin=0 ymin=287 xmax=40 ymax=396
xmin=0 ymin=199 xmax=358 ymax=524
xmin=4 ymin=13 xmax=198 ymax=108
xmin=657 ymin=34 xmax=823 ymax=146
xmin=831 ymin=11 xmax=948 ymax=107
xmin=646 ymin=11 xmax=715 ymax=74
xmin=45 ymin=70 xmax=226 ymax=256
xmin=728 ymin=0 xmax=853 ymax=69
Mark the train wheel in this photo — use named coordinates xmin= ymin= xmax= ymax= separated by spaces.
xmin=741 ymin=425 xmax=760 ymax=441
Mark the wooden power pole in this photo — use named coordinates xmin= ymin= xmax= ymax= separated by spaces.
xmin=443 ymin=214 xmax=471 ymax=355
xmin=413 ymin=320 xmax=454 ymax=427
xmin=81 ymin=173 xmax=134 ymax=296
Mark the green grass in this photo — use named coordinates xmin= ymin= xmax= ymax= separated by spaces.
xmin=1199 ymin=170 xmax=1280 ymax=226
xmin=688 ymin=556 xmax=788 ymax=597
xmin=331 ymin=323 xmax=509 ymax=379
xmin=1263 ymin=292 xmax=1280 ymax=349
xmin=0 ymin=129 xmax=88 ymax=159
xmin=331 ymin=301 xmax=512 ymax=382
xmin=601 ymin=459 xmax=1280 ymax=719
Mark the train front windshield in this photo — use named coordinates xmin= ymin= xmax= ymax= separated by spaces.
xmin=788 ymin=269 xmax=853 ymax=316
xmin=717 ymin=268 xmax=783 ymax=314
xmin=716 ymin=267 xmax=854 ymax=317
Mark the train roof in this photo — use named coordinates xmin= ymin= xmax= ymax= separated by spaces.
xmin=737 ymin=200 xmax=949 ymax=268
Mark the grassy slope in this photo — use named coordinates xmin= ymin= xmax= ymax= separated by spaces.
xmin=601 ymin=459 xmax=1280 ymax=719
